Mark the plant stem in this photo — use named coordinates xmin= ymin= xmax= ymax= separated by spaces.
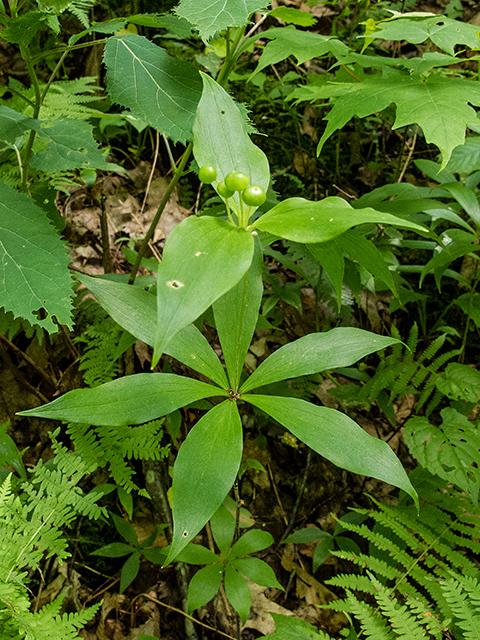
xmin=128 ymin=142 xmax=193 ymax=285
xmin=20 ymin=44 xmax=41 ymax=188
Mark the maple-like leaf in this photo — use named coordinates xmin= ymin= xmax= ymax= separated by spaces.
xmin=313 ymin=73 xmax=480 ymax=169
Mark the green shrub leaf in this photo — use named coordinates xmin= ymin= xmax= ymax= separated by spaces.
xmin=18 ymin=373 xmax=226 ymax=426
xmin=250 ymin=196 xmax=429 ymax=242
xmin=244 ymin=394 xmax=418 ymax=506
xmin=0 ymin=183 xmax=73 ymax=332
xmin=120 ymin=551 xmax=140 ymax=593
xmin=167 ymin=400 xmax=242 ymax=562
xmin=154 ymin=216 xmax=254 ymax=365
xmin=230 ymin=529 xmax=274 ymax=558
xmin=77 ymin=275 xmax=229 ymax=388
xmin=193 ymin=73 xmax=270 ymax=207
xmin=187 ymin=564 xmax=223 ymax=612
xmin=224 ymin=564 xmax=251 ymax=623
xmin=104 ymin=34 xmax=202 ymax=144
xmin=91 ymin=542 xmax=134 ymax=558
xmin=231 ymin=557 xmax=283 ymax=589
xmin=241 ymin=328 xmax=400 ymax=393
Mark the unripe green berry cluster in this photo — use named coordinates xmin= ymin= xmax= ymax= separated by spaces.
xmin=198 ymin=166 xmax=266 ymax=207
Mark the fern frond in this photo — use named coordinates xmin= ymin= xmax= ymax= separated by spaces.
xmin=441 ymin=575 xmax=480 ymax=640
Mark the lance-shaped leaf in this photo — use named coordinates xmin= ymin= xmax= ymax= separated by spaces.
xmin=213 ymin=238 xmax=263 ymax=390
xmin=440 ymin=182 xmax=480 ymax=227
xmin=307 ymin=239 xmax=344 ymax=306
xmin=249 ymin=196 xmax=428 ymax=243
xmin=175 ymin=0 xmax=269 ymax=42
xmin=18 ymin=374 xmax=226 ymax=426
xmin=193 ymin=73 xmax=270 ymax=208
xmin=241 ymin=328 xmax=399 ymax=393
xmin=76 ymin=275 xmax=228 ymax=388
xmin=244 ymin=394 xmax=418 ymax=505
xmin=0 ymin=182 xmax=73 ymax=332
xmin=104 ymin=34 xmax=202 ymax=144
xmin=154 ymin=216 xmax=254 ymax=365
xmin=166 ymin=400 xmax=242 ymax=562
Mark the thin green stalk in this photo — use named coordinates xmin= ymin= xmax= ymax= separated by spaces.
xmin=20 ymin=44 xmax=41 ymax=188
xmin=128 ymin=142 xmax=193 ymax=285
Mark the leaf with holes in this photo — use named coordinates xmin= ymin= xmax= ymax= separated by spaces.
xmin=104 ymin=34 xmax=202 ymax=144
xmin=0 ymin=182 xmax=73 ymax=332
xmin=154 ymin=215 xmax=254 ymax=365
xmin=405 ymin=408 xmax=480 ymax=503
xmin=314 ymin=74 xmax=480 ymax=170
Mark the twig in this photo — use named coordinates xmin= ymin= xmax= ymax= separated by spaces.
xmin=267 ymin=462 xmax=289 ymax=526
xmin=135 ymin=593 xmax=237 ymax=640
xmin=280 ymin=448 xmax=312 ymax=543
xmin=0 ymin=333 xmax=57 ymax=389
xmin=397 ymin=125 xmax=418 ymax=183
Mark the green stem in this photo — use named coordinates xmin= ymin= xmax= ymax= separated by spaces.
xmin=128 ymin=142 xmax=193 ymax=285
xmin=20 ymin=44 xmax=41 ymax=189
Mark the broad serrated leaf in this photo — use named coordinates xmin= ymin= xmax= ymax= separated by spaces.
xmin=167 ymin=400 xmax=242 ymax=562
xmin=445 ymin=136 xmax=480 ymax=175
xmin=76 ymin=275 xmax=229 ymax=388
xmin=315 ymin=74 xmax=480 ymax=170
xmin=0 ymin=182 xmax=73 ymax=332
xmin=251 ymin=26 xmax=348 ymax=79
xmin=31 ymin=118 xmax=111 ymax=171
xmin=405 ymin=408 xmax=480 ymax=503
xmin=250 ymin=196 xmax=429 ymax=242
xmin=104 ymin=34 xmax=202 ymax=144
xmin=154 ymin=216 xmax=254 ymax=365
xmin=0 ymin=11 xmax=48 ymax=46
xmin=363 ymin=14 xmax=480 ymax=55
xmin=244 ymin=394 xmax=418 ymax=506
xmin=240 ymin=328 xmax=400 ymax=393
xmin=193 ymin=73 xmax=270 ymax=209
xmin=436 ymin=362 xmax=480 ymax=403
xmin=0 ymin=106 xmax=38 ymax=143
xmin=18 ymin=373 xmax=226 ymax=426
xmin=175 ymin=0 xmax=269 ymax=42
xmin=213 ymin=238 xmax=263 ymax=390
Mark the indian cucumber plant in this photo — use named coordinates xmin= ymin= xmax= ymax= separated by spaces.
xmin=1 ymin=0 xmax=480 ymax=638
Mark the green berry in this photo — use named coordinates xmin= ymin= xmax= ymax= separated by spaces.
xmin=242 ymin=185 xmax=266 ymax=207
xmin=224 ymin=171 xmax=249 ymax=192
xmin=217 ymin=181 xmax=235 ymax=199
xmin=198 ymin=165 xmax=217 ymax=184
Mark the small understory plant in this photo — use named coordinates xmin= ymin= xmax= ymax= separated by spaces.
xmin=2 ymin=0 xmax=480 ymax=636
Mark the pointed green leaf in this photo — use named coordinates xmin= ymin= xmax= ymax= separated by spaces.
xmin=0 ymin=106 xmax=38 ymax=143
xmin=210 ymin=504 xmax=235 ymax=557
xmin=104 ymin=34 xmax=202 ymax=144
xmin=230 ymin=529 xmax=274 ymax=558
xmin=244 ymin=395 xmax=418 ymax=505
xmin=175 ymin=544 xmax=219 ymax=565
xmin=193 ymin=74 xmax=270 ymax=209
xmin=167 ymin=401 xmax=242 ymax=562
xmin=250 ymin=196 xmax=429 ymax=243
xmin=0 ymin=423 xmax=26 ymax=480
xmin=267 ymin=613 xmax=331 ymax=639
xmin=213 ymin=238 xmax=263 ymax=390
xmin=224 ymin=564 xmax=251 ymax=624
xmin=241 ymin=328 xmax=400 ymax=393
xmin=307 ymin=239 xmax=344 ymax=308
xmin=112 ymin=513 xmax=138 ymax=546
xmin=0 ymin=182 xmax=73 ymax=332
xmin=187 ymin=564 xmax=223 ymax=613
xmin=284 ymin=529 xmax=331 ymax=544
xmin=336 ymin=229 xmax=398 ymax=297
xmin=77 ymin=275 xmax=228 ymax=388
xmin=175 ymin=0 xmax=269 ymax=42
xmin=312 ymin=537 xmax=335 ymax=571
xmin=231 ymin=557 xmax=283 ymax=589
xmin=120 ymin=551 xmax=140 ymax=593
xmin=18 ymin=373 xmax=226 ymax=426
xmin=31 ymin=119 xmax=111 ymax=171
xmin=440 ymin=182 xmax=480 ymax=227
xmin=154 ymin=216 xmax=254 ymax=364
